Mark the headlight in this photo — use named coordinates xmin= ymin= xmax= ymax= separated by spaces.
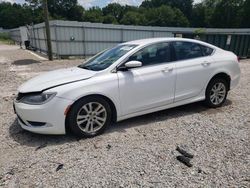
xmin=20 ymin=92 xmax=57 ymax=105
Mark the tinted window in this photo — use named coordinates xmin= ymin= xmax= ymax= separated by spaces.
xmin=201 ymin=45 xmax=214 ymax=56
xmin=173 ymin=42 xmax=203 ymax=60
xmin=128 ymin=43 xmax=171 ymax=66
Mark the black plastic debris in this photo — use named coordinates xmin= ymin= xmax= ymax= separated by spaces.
xmin=35 ymin=142 xmax=47 ymax=151
xmin=176 ymin=156 xmax=193 ymax=167
xmin=106 ymin=144 xmax=112 ymax=150
xmin=6 ymin=169 xmax=15 ymax=175
xmin=198 ymin=167 xmax=208 ymax=174
xmin=176 ymin=145 xmax=194 ymax=167
xmin=56 ymin=164 xmax=64 ymax=172
xmin=176 ymin=146 xmax=194 ymax=159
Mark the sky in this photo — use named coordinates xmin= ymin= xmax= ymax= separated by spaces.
xmin=1 ymin=0 xmax=202 ymax=9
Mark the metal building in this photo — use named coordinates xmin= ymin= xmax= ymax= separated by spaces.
xmin=9 ymin=20 xmax=250 ymax=58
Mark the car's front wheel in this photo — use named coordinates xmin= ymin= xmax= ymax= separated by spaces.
xmin=67 ymin=96 xmax=112 ymax=137
xmin=205 ymin=78 xmax=229 ymax=108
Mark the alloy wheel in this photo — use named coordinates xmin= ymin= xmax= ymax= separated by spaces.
xmin=210 ymin=82 xmax=226 ymax=105
xmin=76 ymin=102 xmax=107 ymax=133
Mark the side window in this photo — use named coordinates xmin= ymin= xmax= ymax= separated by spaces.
xmin=173 ymin=41 xmax=203 ymax=61
xmin=200 ymin=45 xmax=214 ymax=56
xmin=128 ymin=42 xmax=171 ymax=66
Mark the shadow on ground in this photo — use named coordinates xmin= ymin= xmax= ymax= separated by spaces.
xmin=9 ymin=119 xmax=77 ymax=149
xmin=107 ymin=99 xmax=232 ymax=133
xmin=12 ymin=59 xmax=41 ymax=65
xmin=9 ymin=100 xmax=232 ymax=149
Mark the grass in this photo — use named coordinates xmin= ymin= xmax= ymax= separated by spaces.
xmin=0 ymin=32 xmax=14 ymax=44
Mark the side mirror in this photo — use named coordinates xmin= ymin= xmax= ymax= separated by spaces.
xmin=117 ymin=61 xmax=142 ymax=72
xmin=124 ymin=61 xmax=142 ymax=68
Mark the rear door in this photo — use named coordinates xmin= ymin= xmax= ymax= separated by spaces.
xmin=172 ymin=41 xmax=215 ymax=101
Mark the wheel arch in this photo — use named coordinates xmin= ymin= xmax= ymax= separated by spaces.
xmin=207 ymin=72 xmax=231 ymax=91
xmin=65 ymin=94 xmax=117 ymax=133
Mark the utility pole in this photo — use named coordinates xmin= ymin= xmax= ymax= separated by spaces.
xmin=43 ymin=0 xmax=53 ymax=60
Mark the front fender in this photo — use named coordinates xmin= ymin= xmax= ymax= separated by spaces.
xmin=46 ymin=73 xmax=122 ymax=119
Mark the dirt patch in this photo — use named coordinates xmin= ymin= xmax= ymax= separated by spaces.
xmin=12 ymin=59 xmax=41 ymax=66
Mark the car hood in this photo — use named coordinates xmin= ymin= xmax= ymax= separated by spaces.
xmin=18 ymin=67 xmax=96 ymax=93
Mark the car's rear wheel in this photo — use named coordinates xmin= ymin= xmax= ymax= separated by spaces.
xmin=205 ymin=78 xmax=229 ymax=108
xmin=67 ymin=96 xmax=112 ymax=137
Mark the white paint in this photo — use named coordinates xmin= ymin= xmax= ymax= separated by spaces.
xmin=14 ymin=38 xmax=241 ymax=135
xmin=20 ymin=26 xmax=28 ymax=43
xmin=227 ymin=35 xmax=232 ymax=45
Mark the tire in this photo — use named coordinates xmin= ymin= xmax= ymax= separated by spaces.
xmin=205 ymin=78 xmax=229 ymax=108
xmin=67 ymin=96 xmax=112 ymax=137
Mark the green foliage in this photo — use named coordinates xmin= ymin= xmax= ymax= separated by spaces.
xmin=25 ymin=0 xmax=85 ymax=20
xmin=103 ymin=14 xmax=118 ymax=24
xmin=143 ymin=5 xmax=189 ymax=27
xmin=120 ymin=11 xmax=146 ymax=25
xmin=0 ymin=32 xmax=10 ymax=40
xmin=194 ymin=28 xmax=206 ymax=35
xmin=140 ymin=0 xmax=193 ymax=19
xmin=0 ymin=0 xmax=249 ymax=29
xmin=210 ymin=0 xmax=245 ymax=28
xmin=0 ymin=2 xmax=33 ymax=29
xmin=191 ymin=4 xmax=206 ymax=27
xmin=83 ymin=7 xmax=103 ymax=23
xmin=47 ymin=0 xmax=84 ymax=21
xmin=0 ymin=32 xmax=14 ymax=44
xmin=240 ymin=0 xmax=250 ymax=27
xmin=102 ymin=3 xmax=124 ymax=22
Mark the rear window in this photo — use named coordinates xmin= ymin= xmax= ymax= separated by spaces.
xmin=173 ymin=41 xmax=203 ymax=60
xmin=200 ymin=45 xmax=214 ymax=56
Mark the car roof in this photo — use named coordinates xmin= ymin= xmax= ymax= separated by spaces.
xmin=122 ymin=37 xmax=218 ymax=49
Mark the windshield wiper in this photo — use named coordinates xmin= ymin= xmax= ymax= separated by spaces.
xmin=78 ymin=65 xmax=94 ymax=71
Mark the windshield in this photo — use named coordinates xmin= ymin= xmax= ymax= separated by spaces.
xmin=79 ymin=44 xmax=137 ymax=71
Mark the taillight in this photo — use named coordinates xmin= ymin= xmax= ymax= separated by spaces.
xmin=237 ymin=56 xmax=240 ymax=63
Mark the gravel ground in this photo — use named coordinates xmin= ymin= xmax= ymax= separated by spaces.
xmin=0 ymin=44 xmax=249 ymax=187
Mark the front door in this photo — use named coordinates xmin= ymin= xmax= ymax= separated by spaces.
xmin=117 ymin=42 xmax=176 ymax=116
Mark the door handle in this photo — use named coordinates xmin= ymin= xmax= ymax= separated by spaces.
xmin=201 ymin=61 xmax=211 ymax=66
xmin=162 ymin=67 xmax=174 ymax=72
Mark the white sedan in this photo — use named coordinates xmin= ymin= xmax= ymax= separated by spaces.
xmin=14 ymin=38 xmax=241 ymax=137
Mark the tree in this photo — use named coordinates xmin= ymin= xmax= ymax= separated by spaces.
xmin=191 ymin=0 xmax=235 ymax=28
xmin=191 ymin=3 xmax=207 ymax=27
xmin=102 ymin=3 xmax=124 ymax=22
xmin=0 ymin=2 xmax=33 ymax=29
xmin=1 ymin=0 xmax=250 ymax=29
xmin=67 ymin=5 xmax=85 ymax=21
xmin=83 ymin=7 xmax=103 ymax=23
xmin=123 ymin=5 xmax=139 ymax=13
xmin=140 ymin=0 xmax=193 ymax=19
xmin=103 ymin=14 xmax=118 ymax=24
xmin=210 ymin=0 xmax=244 ymax=28
xmin=144 ymin=5 xmax=189 ymax=27
xmin=120 ymin=11 xmax=146 ymax=25
xmin=173 ymin=8 xmax=190 ymax=27
xmin=25 ymin=0 xmax=84 ymax=21
xmin=25 ymin=0 xmax=40 ymax=8
xmin=240 ymin=0 xmax=250 ymax=27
